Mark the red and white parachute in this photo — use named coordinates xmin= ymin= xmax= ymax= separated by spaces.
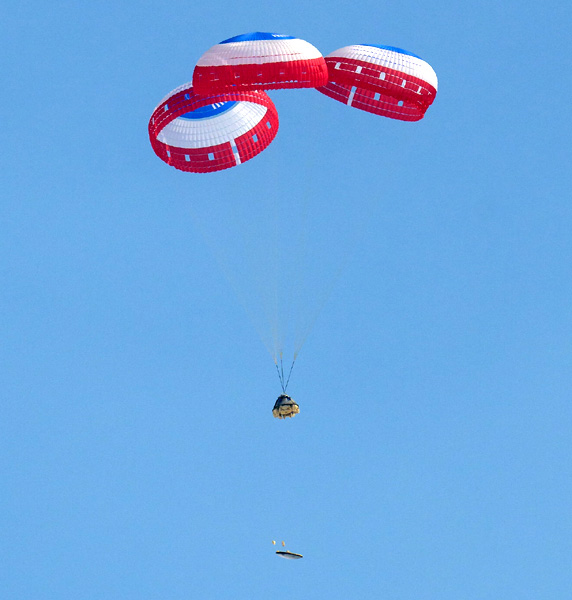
xmin=149 ymin=37 xmax=439 ymax=173
xmin=148 ymin=35 xmax=439 ymax=403
xmin=192 ymin=32 xmax=328 ymax=94
xmin=148 ymin=83 xmax=279 ymax=173
xmin=317 ymin=44 xmax=438 ymax=121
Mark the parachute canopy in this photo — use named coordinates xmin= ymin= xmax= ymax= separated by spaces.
xmin=317 ymin=44 xmax=438 ymax=121
xmin=148 ymin=83 xmax=279 ymax=173
xmin=193 ymin=32 xmax=328 ymax=94
xmin=272 ymin=394 xmax=300 ymax=419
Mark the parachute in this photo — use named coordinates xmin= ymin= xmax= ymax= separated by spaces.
xmin=148 ymin=83 xmax=279 ymax=173
xmin=149 ymin=36 xmax=438 ymax=407
xmin=317 ymin=44 xmax=438 ymax=121
xmin=193 ymin=32 xmax=328 ymax=94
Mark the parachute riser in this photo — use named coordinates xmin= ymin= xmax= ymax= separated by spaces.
xmin=275 ymin=356 xmax=296 ymax=393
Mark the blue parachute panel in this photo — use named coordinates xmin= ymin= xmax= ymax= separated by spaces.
xmin=220 ymin=32 xmax=297 ymax=44
xmin=180 ymin=101 xmax=238 ymax=120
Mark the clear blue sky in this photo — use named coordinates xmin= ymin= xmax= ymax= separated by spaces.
xmin=2 ymin=1 xmax=572 ymax=598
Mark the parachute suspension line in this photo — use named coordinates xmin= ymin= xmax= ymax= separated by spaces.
xmin=283 ymin=358 xmax=296 ymax=393
xmin=280 ymin=354 xmax=285 ymax=388
xmin=274 ymin=353 xmax=296 ymax=393
xmin=189 ymin=207 xmax=278 ymax=360
xmin=275 ymin=359 xmax=286 ymax=393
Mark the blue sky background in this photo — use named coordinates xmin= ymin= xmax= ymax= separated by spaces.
xmin=2 ymin=1 xmax=572 ymax=598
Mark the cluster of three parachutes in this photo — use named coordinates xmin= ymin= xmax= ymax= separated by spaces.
xmin=148 ymin=32 xmax=438 ymax=174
